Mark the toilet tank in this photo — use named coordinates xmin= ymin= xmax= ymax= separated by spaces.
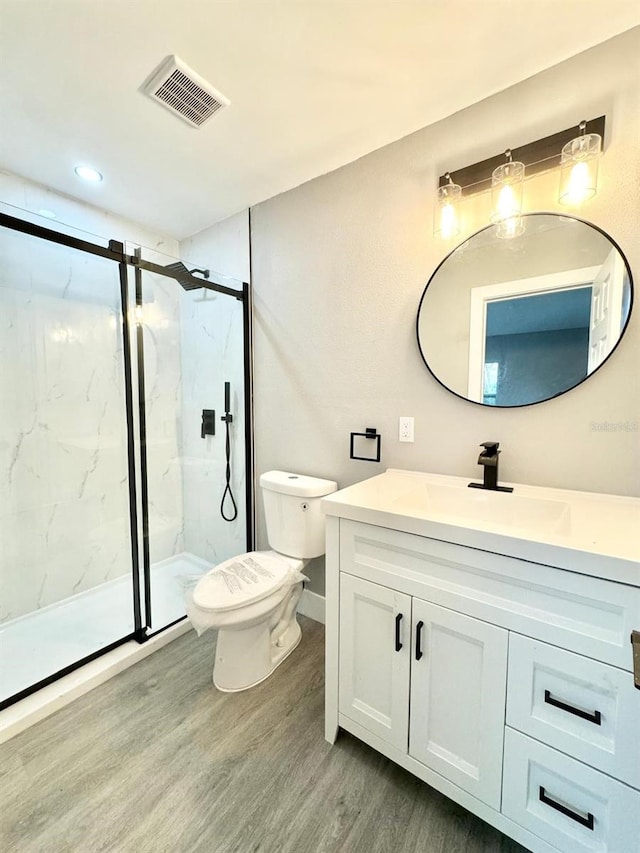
xmin=260 ymin=471 xmax=338 ymax=559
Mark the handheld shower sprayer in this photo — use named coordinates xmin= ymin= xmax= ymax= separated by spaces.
xmin=220 ymin=381 xmax=238 ymax=522
xmin=222 ymin=382 xmax=232 ymax=424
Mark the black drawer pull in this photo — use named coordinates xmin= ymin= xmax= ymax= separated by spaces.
xmin=544 ymin=690 xmax=602 ymax=725
xmin=395 ymin=613 xmax=403 ymax=652
xmin=415 ymin=621 xmax=424 ymax=660
xmin=539 ymin=787 xmax=594 ymax=830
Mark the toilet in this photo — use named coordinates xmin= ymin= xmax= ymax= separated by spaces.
xmin=191 ymin=470 xmax=337 ymax=692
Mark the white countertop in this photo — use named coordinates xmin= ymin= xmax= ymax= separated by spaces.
xmin=322 ymin=469 xmax=640 ymax=587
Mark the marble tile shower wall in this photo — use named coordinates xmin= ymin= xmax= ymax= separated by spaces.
xmin=180 ymin=289 xmax=246 ymax=565
xmin=0 ymin=231 xmax=184 ymax=622
xmin=1 ymin=231 xmax=130 ymax=621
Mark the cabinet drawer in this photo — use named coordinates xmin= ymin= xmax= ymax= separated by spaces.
xmin=502 ymin=728 xmax=640 ymax=853
xmin=507 ymin=634 xmax=640 ymax=789
xmin=340 ymin=519 xmax=640 ymax=670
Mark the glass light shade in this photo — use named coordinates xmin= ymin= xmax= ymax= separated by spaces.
xmin=433 ymin=182 xmax=462 ymax=239
xmin=491 ymin=160 xmax=524 ymax=223
xmin=558 ymin=133 xmax=601 ymax=205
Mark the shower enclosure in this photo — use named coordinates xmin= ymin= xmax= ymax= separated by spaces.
xmin=0 ymin=210 xmax=253 ymax=709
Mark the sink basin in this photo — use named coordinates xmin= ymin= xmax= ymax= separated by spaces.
xmin=392 ymin=482 xmax=571 ymax=536
xmin=321 ymin=468 xmax=640 ymax=583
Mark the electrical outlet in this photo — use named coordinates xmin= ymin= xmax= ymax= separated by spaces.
xmin=399 ymin=417 xmax=414 ymax=442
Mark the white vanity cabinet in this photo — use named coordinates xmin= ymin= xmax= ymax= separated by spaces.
xmin=323 ymin=472 xmax=640 ymax=853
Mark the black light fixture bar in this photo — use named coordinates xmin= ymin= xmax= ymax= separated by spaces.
xmin=439 ymin=115 xmax=605 ymax=196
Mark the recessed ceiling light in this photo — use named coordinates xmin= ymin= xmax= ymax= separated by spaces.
xmin=38 ymin=208 xmax=57 ymax=219
xmin=74 ymin=164 xmax=103 ymax=182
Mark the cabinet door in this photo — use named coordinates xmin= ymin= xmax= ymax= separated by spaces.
xmin=339 ymin=574 xmax=411 ymax=751
xmin=409 ymin=599 xmax=508 ymax=809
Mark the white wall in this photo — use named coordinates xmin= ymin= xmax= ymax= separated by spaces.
xmin=250 ymin=30 xmax=640 ymax=593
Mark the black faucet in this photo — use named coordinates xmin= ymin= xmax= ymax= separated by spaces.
xmin=468 ymin=442 xmax=513 ymax=493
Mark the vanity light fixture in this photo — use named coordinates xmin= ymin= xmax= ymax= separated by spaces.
xmin=558 ymin=120 xmax=602 ymax=206
xmin=74 ymin=164 xmax=103 ymax=183
xmin=435 ymin=116 xmax=605 ymax=240
xmin=433 ymin=173 xmax=462 ymax=240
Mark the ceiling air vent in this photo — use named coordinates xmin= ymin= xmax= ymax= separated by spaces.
xmin=142 ymin=55 xmax=230 ymax=128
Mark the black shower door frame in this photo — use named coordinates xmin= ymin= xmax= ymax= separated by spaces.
xmin=131 ymin=246 xmax=254 ymax=638
xmin=0 ymin=211 xmax=254 ymax=708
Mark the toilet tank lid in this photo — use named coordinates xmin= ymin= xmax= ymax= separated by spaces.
xmin=260 ymin=470 xmax=337 ymax=497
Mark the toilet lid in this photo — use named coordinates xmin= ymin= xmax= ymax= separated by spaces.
xmin=192 ymin=551 xmax=300 ymax=613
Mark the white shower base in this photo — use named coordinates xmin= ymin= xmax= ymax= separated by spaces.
xmin=0 ymin=552 xmax=210 ymax=705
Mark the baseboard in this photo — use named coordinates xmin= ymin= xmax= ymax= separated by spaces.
xmin=298 ymin=589 xmax=325 ymax=624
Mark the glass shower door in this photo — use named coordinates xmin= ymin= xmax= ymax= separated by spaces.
xmin=131 ymin=246 xmax=249 ymax=633
xmin=0 ymin=222 xmax=140 ymax=705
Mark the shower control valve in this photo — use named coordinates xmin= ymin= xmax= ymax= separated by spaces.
xmin=201 ymin=409 xmax=216 ymax=438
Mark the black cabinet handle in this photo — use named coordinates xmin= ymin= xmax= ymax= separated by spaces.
xmin=415 ymin=621 xmax=424 ymax=660
xmin=395 ymin=613 xmax=403 ymax=652
xmin=544 ymin=690 xmax=602 ymax=725
xmin=539 ymin=787 xmax=594 ymax=831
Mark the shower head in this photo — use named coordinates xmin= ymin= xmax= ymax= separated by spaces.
xmin=163 ymin=260 xmax=211 ymax=290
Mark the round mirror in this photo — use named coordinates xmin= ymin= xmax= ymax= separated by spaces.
xmin=417 ymin=213 xmax=633 ymax=407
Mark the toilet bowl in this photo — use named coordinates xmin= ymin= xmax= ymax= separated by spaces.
xmin=192 ymin=551 xmax=307 ymax=691
xmin=191 ymin=471 xmax=337 ymax=692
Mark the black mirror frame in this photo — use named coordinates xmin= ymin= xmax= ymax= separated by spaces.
xmin=416 ymin=212 xmax=634 ymax=409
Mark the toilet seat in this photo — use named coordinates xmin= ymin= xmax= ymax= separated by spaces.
xmin=193 ymin=550 xmax=304 ymax=613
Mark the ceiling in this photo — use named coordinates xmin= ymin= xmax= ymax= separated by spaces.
xmin=1 ymin=1 xmax=638 ymax=240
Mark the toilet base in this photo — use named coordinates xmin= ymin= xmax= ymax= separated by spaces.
xmin=213 ymin=618 xmax=302 ymax=693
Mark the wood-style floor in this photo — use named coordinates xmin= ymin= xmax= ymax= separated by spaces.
xmin=1 ymin=617 xmax=528 ymax=853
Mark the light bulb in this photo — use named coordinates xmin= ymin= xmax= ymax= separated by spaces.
xmin=568 ymin=162 xmax=591 ymax=204
xmin=491 ymin=157 xmax=524 ymax=225
xmin=560 ymin=160 xmax=597 ymax=206
xmin=433 ymin=178 xmax=462 ymax=239
xmin=440 ymin=202 xmax=458 ymax=240
xmin=497 ymin=185 xmax=517 ymax=220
